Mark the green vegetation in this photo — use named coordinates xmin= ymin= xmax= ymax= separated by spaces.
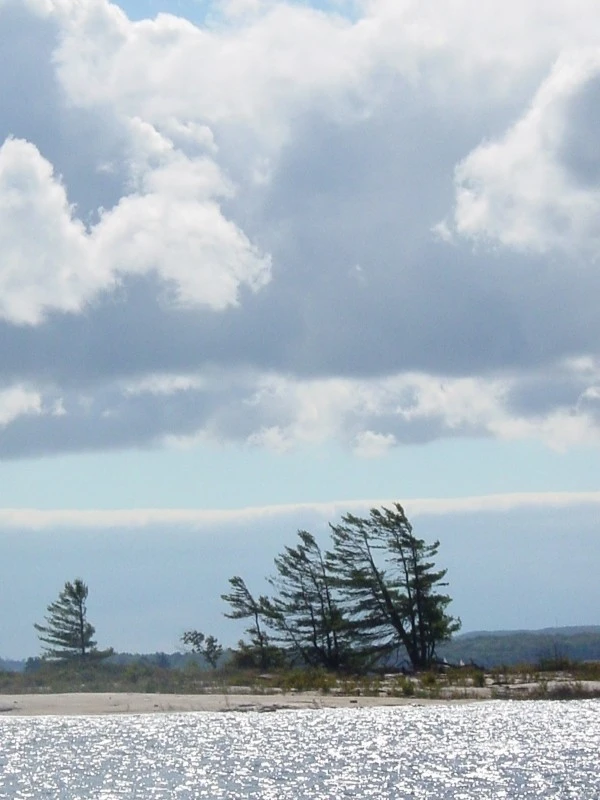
xmin=221 ymin=576 xmax=275 ymax=669
xmin=1 ymin=657 xmax=598 ymax=700
xmin=33 ymin=579 xmax=112 ymax=663
xmin=181 ymin=631 xmax=223 ymax=669
xmin=223 ymin=503 xmax=460 ymax=672
xmin=262 ymin=530 xmax=349 ymax=670
xmin=328 ymin=505 xmax=460 ymax=670
xmin=0 ymin=659 xmax=210 ymax=695
xmin=0 ymin=502 xmax=597 ymax=705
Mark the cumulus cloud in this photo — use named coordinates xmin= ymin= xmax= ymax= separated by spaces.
xmin=0 ymin=138 xmax=102 ymax=325
xmin=353 ymin=430 xmax=397 ymax=458
xmin=450 ymin=50 xmax=600 ymax=255
xmin=1 ymin=0 xmax=600 ymax=458
xmin=0 ymin=385 xmax=42 ymax=426
xmin=2 ymin=358 xmax=587 ymax=461
xmin=0 ymin=125 xmax=270 ymax=324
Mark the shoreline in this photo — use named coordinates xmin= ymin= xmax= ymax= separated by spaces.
xmin=0 ymin=691 xmax=473 ymax=717
xmin=2 ymin=675 xmax=598 ymax=716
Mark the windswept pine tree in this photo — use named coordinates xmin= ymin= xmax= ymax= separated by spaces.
xmin=223 ymin=503 xmax=460 ymax=672
xmin=263 ymin=531 xmax=350 ymax=669
xmin=34 ymin=579 xmax=112 ymax=662
xmin=328 ymin=503 xmax=460 ymax=669
xmin=221 ymin=576 xmax=273 ymax=669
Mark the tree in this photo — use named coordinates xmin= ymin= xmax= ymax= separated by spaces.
xmin=221 ymin=576 xmax=275 ymax=669
xmin=264 ymin=530 xmax=350 ymax=670
xmin=34 ymin=578 xmax=111 ymax=662
xmin=202 ymin=636 xmax=223 ymax=669
xmin=328 ymin=503 xmax=460 ymax=670
xmin=181 ymin=630 xmax=223 ymax=668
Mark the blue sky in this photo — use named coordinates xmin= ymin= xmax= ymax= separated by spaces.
xmin=118 ymin=0 xmax=209 ymax=24
xmin=1 ymin=0 xmax=599 ymax=657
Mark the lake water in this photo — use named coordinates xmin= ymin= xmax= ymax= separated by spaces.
xmin=1 ymin=701 xmax=599 ymax=799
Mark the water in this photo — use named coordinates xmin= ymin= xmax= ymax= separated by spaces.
xmin=1 ymin=701 xmax=599 ymax=799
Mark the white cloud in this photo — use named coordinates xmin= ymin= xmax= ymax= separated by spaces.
xmin=153 ymin=361 xmax=600 ymax=453
xmin=0 ymin=364 xmax=591 ymax=458
xmin=98 ymin=117 xmax=271 ymax=308
xmin=0 ymin=138 xmax=109 ymax=325
xmin=450 ymin=50 xmax=600 ymax=255
xmin=393 ymin=375 xmax=509 ymax=430
xmin=246 ymin=425 xmax=293 ymax=453
xmin=50 ymin=0 xmax=370 ymax=152
xmin=94 ymin=188 xmax=271 ymax=310
xmin=124 ymin=373 xmax=207 ymax=396
xmin=353 ymin=430 xmax=396 ymax=458
xmin=3 ymin=0 xmax=600 ymax=457
xmin=491 ymin=409 xmax=600 ymax=451
xmin=366 ymin=0 xmax=600 ymax=77
xmin=1 ymin=490 xmax=599 ymax=530
xmin=0 ymin=385 xmax=42 ymax=426
xmin=0 ymin=130 xmax=271 ymax=323
xmin=6 ymin=0 xmax=600 ymax=330
xmin=217 ymin=0 xmax=271 ymax=19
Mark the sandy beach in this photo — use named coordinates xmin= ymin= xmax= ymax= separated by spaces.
xmin=0 ymin=691 xmax=458 ymax=717
xmin=3 ymin=677 xmax=597 ymax=716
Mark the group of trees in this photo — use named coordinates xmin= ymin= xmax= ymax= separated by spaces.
xmin=33 ymin=504 xmax=459 ymax=673
xmin=222 ymin=503 xmax=460 ymax=671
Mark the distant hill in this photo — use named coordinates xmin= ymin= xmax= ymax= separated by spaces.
xmin=438 ymin=625 xmax=600 ymax=667
xmin=458 ymin=625 xmax=600 ymax=640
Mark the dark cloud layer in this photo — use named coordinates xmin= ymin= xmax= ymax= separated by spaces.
xmin=559 ymin=73 xmax=600 ymax=188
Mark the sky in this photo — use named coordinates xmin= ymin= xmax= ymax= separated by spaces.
xmin=1 ymin=0 xmax=599 ymax=658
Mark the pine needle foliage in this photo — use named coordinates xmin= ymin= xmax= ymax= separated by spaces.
xmin=328 ymin=503 xmax=461 ymax=669
xmin=223 ymin=503 xmax=460 ymax=672
xmin=264 ymin=531 xmax=350 ymax=670
xmin=221 ymin=576 xmax=273 ymax=669
xmin=34 ymin=579 xmax=109 ymax=662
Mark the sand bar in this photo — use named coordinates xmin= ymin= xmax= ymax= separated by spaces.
xmin=0 ymin=692 xmax=461 ymax=717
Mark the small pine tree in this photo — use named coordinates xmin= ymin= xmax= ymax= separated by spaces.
xmin=34 ymin=579 xmax=111 ymax=662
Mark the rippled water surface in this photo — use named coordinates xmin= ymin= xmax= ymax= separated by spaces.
xmin=1 ymin=701 xmax=599 ymax=799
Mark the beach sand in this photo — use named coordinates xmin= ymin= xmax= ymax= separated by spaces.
xmin=0 ymin=691 xmax=459 ymax=717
